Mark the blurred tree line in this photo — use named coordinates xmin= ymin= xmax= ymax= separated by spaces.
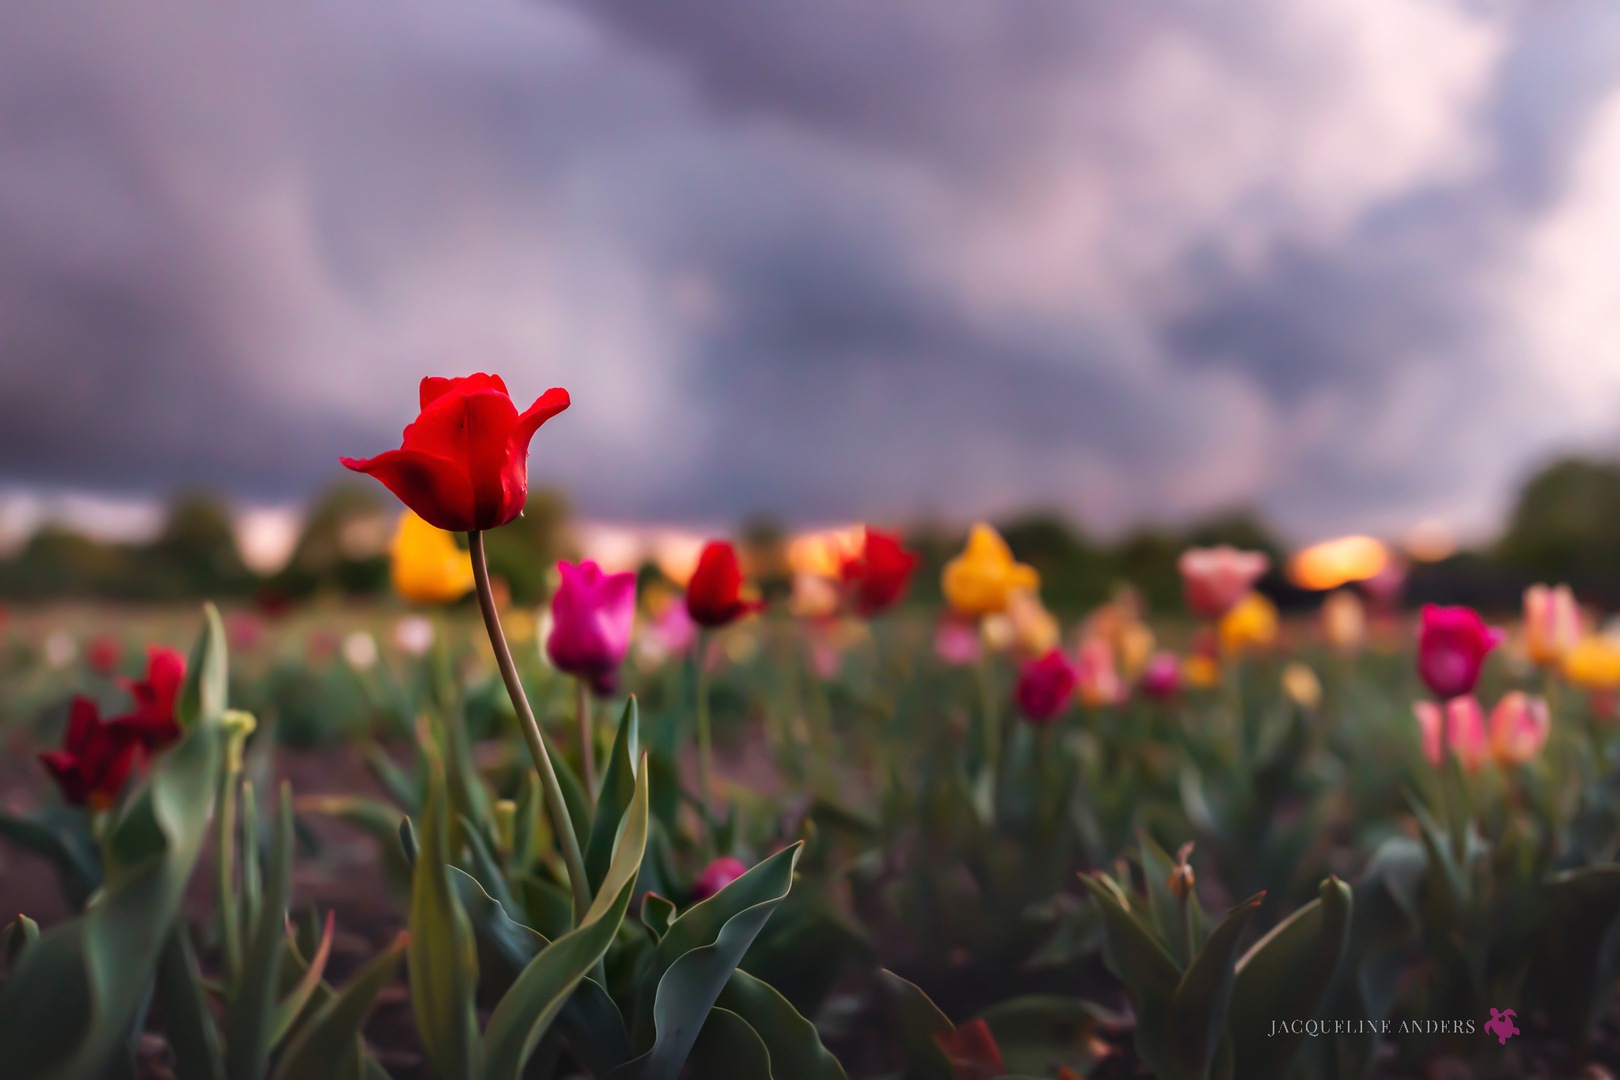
xmin=4 ymin=454 xmax=1619 ymax=615
xmin=0 ymin=483 xmax=569 ymax=606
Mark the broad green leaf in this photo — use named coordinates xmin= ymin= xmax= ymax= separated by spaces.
xmin=614 ymin=843 xmax=802 ymax=1080
xmin=585 ymin=697 xmax=640 ymax=896
xmin=481 ymin=874 xmax=638 ymax=1080
xmin=1078 ymin=873 xmax=1181 ymax=1001
xmin=461 ymin=814 xmax=522 ymax=922
xmin=683 ymin=1007 xmax=772 ymax=1080
xmin=1165 ymin=894 xmax=1262 ymax=1080
xmin=272 ymin=932 xmax=407 ymax=1080
xmin=0 ymin=682 xmax=224 ymax=1080
xmin=554 ymin=978 xmax=634 ymax=1078
xmin=176 ymin=602 xmax=229 ymax=730
xmin=1139 ymin=832 xmax=1190 ymax=966
xmin=408 ymin=747 xmax=479 ymax=1080
xmin=226 ymin=782 xmax=294 ymax=1080
xmin=978 ymin=995 xmax=1121 ymax=1079
xmin=641 ymin=894 xmax=676 ymax=941
xmin=155 ymin=926 xmax=225 ymax=1080
xmin=452 ymin=867 xmax=547 ymax=990
xmin=0 ymin=813 xmax=100 ymax=910
xmin=715 ymin=969 xmax=847 ymax=1080
xmin=1229 ymin=877 xmax=1351 ymax=1077
xmin=876 ymin=969 xmax=954 ymax=1080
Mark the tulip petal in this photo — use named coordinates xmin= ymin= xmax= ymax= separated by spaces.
xmin=342 ymin=449 xmax=476 ymax=533
xmin=420 ymin=373 xmax=509 ymax=410
xmin=515 ymin=387 xmax=572 ymax=442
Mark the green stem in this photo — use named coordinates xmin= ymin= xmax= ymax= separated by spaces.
xmin=217 ymin=770 xmax=240 ymax=986
xmin=695 ymin=630 xmax=714 ymax=825
xmin=975 ymin=650 xmax=999 ymax=777
xmin=470 ymin=530 xmax=591 ymax=923
xmin=576 ymin=677 xmax=597 ymax=799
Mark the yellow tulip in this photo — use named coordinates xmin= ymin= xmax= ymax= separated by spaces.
xmin=1564 ymin=636 xmax=1620 ymax=690
xmin=1218 ymin=592 xmax=1278 ymax=655
xmin=390 ymin=510 xmax=475 ymax=604
xmin=942 ymin=523 xmax=1039 ymax=617
xmin=1281 ymin=662 xmax=1322 ymax=710
xmin=1182 ymin=654 xmax=1222 ymax=688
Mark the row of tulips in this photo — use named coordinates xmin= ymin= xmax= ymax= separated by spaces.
xmin=8 ymin=372 xmax=1620 ymax=1079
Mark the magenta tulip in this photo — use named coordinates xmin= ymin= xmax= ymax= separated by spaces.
xmin=1140 ymin=651 xmax=1182 ymax=701
xmin=546 ymin=560 xmax=637 ymax=695
xmin=1015 ymin=650 xmax=1078 ymax=726
xmin=1417 ymin=604 xmax=1504 ymax=701
xmin=691 ymin=855 xmax=749 ymax=902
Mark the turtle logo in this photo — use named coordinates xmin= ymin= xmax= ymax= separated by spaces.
xmin=1484 ymin=1008 xmax=1520 ymax=1045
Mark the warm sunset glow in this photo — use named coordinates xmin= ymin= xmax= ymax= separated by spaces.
xmin=1287 ymin=535 xmax=1389 ymax=591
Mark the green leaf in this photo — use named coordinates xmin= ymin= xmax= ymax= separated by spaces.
xmin=363 ymin=742 xmax=421 ymax=811
xmin=1139 ymin=832 xmax=1191 ymax=966
xmin=1078 ymin=873 xmax=1182 ymax=1001
xmin=272 ymin=932 xmax=408 ymax=1080
xmin=978 ymin=995 xmax=1121 ymax=1079
xmin=0 ymin=813 xmax=100 ymax=910
xmin=461 ymin=814 xmax=522 ymax=923
xmin=226 ymin=782 xmax=294 ymax=1080
xmin=2 ymin=914 xmax=39 ymax=969
xmin=683 ymin=1007 xmax=773 ymax=1080
xmin=408 ymin=745 xmax=480 ymax=1080
xmin=614 ymin=843 xmax=802 ymax=1080
xmin=642 ymin=894 xmax=676 ymax=942
xmin=271 ymin=911 xmax=335 ymax=1046
xmin=715 ymin=969 xmax=847 ymax=1080
xmin=176 ymin=602 xmax=229 ymax=730
xmin=452 ymin=867 xmax=547 ymax=989
xmin=156 ymin=925 xmax=225 ymax=1080
xmin=480 ymin=874 xmax=638 ymax=1080
xmin=0 ymin=670 xmax=225 ymax=1080
xmin=876 ymin=969 xmax=954 ymax=1080
xmin=296 ymin=796 xmax=410 ymax=894
xmin=1229 ymin=877 xmax=1352 ymax=1078
xmin=586 ymin=697 xmax=640 ymax=896
xmin=1165 ymin=894 xmax=1262 ymax=1080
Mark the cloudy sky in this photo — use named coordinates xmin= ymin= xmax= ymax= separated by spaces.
xmin=3 ymin=0 xmax=1620 ymax=546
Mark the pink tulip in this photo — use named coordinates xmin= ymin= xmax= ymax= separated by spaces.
xmin=1015 ymin=650 xmax=1078 ymax=726
xmin=691 ymin=855 xmax=749 ymax=902
xmin=934 ymin=617 xmax=982 ymax=667
xmin=1417 ymin=605 xmax=1504 ymax=701
xmin=1488 ymin=691 xmax=1550 ymax=768
xmin=1414 ymin=696 xmax=1488 ymax=771
xmin=546 ymin=560 xmax=637 ymax=695
xmin=1140 ymin=651 xmax=1182 ymax=700
xmin=1178 ymin=546 xmax=1270 ymax=620
xmin=1075 ymin=638 xmax=1124 ymax=707
xmin=646 ymin=600 xmax=697 ymax=658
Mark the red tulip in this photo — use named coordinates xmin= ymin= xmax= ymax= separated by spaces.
xmin=690 ymin=855 xmax=749 ymax=902
xmin=85 ymin=636 xmax=122 ymax=677
xmin=685 ymin=541 xmax=763 ymax=629
xmin=1014 ymin=649 xmax=1077 ymax=726
xmin=341 ymin=374 xmax=570 ymax=533
xmin=39 ymin=697 xmax=142 ymax=809
xmin=546 ymin=560 xmax=637 ymax=695
xmin=1417 ymin=604 xmax=1503 ymax=701
xmin=840 ymin=527 xmax=919 ymax=616
xmin=933 ymin=1019 xmax=1006 ymax=1080
xmin=118 ymin=646 xmax=186 ymax=749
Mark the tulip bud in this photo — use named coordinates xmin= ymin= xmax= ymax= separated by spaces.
xmin=1167 ymin=841 xmax=1196 ymax=900
xmin=942 ymin=523 xmax=1039 ymax=617
xmin=1140 ymin=652 xmax=1181 ymax=700
xmin=1417 ymin=605 xmax=1503 ymax=701
xmin=1076 ymin=638 xmax=1124 ymax=707
xmin=691 ymin=855 xmax=749 ymax=902
xmin=1281 ymin=662 xmax=1322 ymax=710
xmin=1218 ymin=592 xmax=1278 ymax=656
xmin=1413 ymin=696 xmax=1488 ymax=771
xmin=1524 ymin=584 xmax=1581 ymax=668
xmin=547 ymin=560 xmax=637 ymax=694
xmin=1488 ymin=691 xmax=1550 ymax=768
xmin=493 ymin=799 xmax=517 ymax=855
xmin=1014 ymin=650 xmax=1078 ymax=726
xmin=1179 ymin=546 xmax=1270 ymax=620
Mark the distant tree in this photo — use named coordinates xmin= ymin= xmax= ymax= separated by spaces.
xmin=1112 ymin=528 xmax=1184 ymax=615
xmin=1497 ymin=456 xmax=1620 ymax=599
xmin=998 ymin=512 xmax=1111 ymax=614
xmin=139 ymin=491 xmax=251 ymax=598
xmin=0 ymin=525 xmax=130 ymax=599
xmin=275 ymin=482 xmax=392 ymax=598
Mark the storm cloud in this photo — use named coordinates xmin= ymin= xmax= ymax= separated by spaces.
xmin=2 ymin=0 xmax=1619 ymax=542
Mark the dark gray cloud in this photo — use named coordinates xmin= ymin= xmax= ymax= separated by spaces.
xmin=2 ymin=0 xmax=1620 ymax=544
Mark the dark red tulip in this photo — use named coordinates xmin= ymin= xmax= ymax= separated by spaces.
xmin=1015 ymin=649 xmax=1078 ymax=726
xmin=1417 ymin=604 xmax=1503 ymax=701
xmin=933 ymin=1019 xmax=1006 ymax=1080
xmin=690 ymin=855 xmax=749 ymax=902
xmin=117 ymin=646 xmax=186 ymax=749
xmin=341 ymin=374 xmax=570 ymax=533
xmin=39 ymin=697 xmax=141 ymax=809
xmin=685 ymin=541 xmax=763 ymax=629
xmin=841 ymin=527 xmax=919 ymax=616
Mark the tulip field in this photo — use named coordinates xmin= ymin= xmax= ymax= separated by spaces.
xmin=7 ymin=375 xmax=1620 ymax=1080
